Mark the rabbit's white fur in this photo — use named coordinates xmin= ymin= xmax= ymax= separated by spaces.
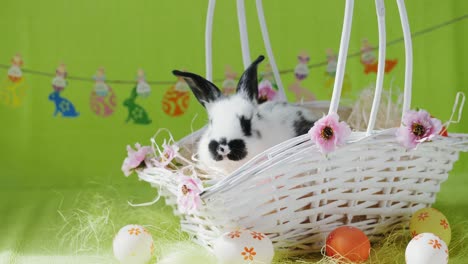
xmin=173 ymin=56 xmax=319 ymax=175
xmin=198 ymin=95 xmax=319 ymax=174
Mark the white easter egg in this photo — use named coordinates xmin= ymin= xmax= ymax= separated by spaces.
xmin=213 ymin=229 xmax=274 ymax=264
xmin=405 ymin=232 xmax=448 ymax=264
xmin=113 ymin=224 xmax=154 ymax=264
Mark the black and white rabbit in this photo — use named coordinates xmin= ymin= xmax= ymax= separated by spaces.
xmin=173 ymin=55 xmax=320 ymax=174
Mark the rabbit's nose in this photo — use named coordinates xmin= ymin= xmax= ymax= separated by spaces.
xmin=217 ymin=145 xmax=230 ymax=156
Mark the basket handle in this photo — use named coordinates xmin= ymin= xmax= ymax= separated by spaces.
xmin=204 ymin=0 xmax=287 ymax=101
xmin=396 ymin=0 xmax=413 ymax=117
xmin=366 ymin=0 xmax=387 ymax=135
xmin=205 ymin=0 xmax=216 ymax=82
xmin=237 ymin=0 xmax=252 ymax=69
xmin=328 ymin=0 xmax=354 ymax=115
xmin=255 ymin=0 xmax=287 ymax=101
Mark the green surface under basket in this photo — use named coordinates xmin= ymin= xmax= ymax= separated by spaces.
xmin=0 ymin=161 xmax=467 ymax=263
xmin=1 ymin=0 xmax=468 ymax=263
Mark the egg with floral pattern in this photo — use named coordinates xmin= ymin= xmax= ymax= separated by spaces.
xmin=410 ymin=208 xmax=451 ymax=245
xmin=113 ymin=224 xmax=154 ymax=264
xmin=213 ymin=229 xmax=274 ymax=264
xmin=405 ymin=233 xmax=448 ymax=264
xmin=162 ymin=85 xmax=190 ymax=117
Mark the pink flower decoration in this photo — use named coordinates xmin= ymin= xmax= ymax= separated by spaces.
xmin=177 ymin=175 xmax=203 ymax=214
xmin=308 ymin=113 xmax=351 ymax=154
xmin=121 ymin=143 xmax=153 ymax=177
xmin=396 ymin=109 xmax=442 ymax=149
xmin=153 ymin=143 xmax=179 ymax=168
xmin=258 ymin=80 xmax=277 ymax=102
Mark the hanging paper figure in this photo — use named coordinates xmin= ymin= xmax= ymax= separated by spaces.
xmin=0 ymin=54 xmax=29 ymax=107
xmin=93 ymin=67 xmax=110 ymax=96
xmin=324 ymin=48 xmax=352 ymax=97
xmin=258 ymin=63 xmax=279 ymax=103
xmin=52 ymin=64 xmax=67 ymax=92
xmin=326 ymin=49 xmax=337 ymax=77
xmin=222 ymin=65 xmax=237 ymax=95
xmin=90 ymin=67 xmax=117 ymax=117
xmin=162 ymin=76 xmax=190 ymax=117
xmin=136 ymin=68 xmax=151 ymax=98
xmin=288 ymin=51 xmax=316 ymax=102
xmin=49 ymin=64 xmax=79 ymax=117
xmin=123 ymin=87 xmax=151 ymax=124
xmin=49 ymin=91 xmax=80 ymax=117
xmin=361 ymin=38 xmax=398 ymax=74
xmin=122 ymin=69 xmax=152 ymax=124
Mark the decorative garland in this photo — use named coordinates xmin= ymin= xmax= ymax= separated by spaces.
xmin=0 ymin=15 xmax=466 ymax=123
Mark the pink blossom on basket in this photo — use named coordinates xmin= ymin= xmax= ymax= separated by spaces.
xmin=396 ymin=109 xmax=442 ymax=149
xmin=153 ymin=143 xmax=179 ymax=168
xmin=308 ymin=113 xmax=351 ymax=154
xmin=121 ymin=143 xmax=153 ymax=177
xmin=177 ymin=175 xmax=203 ymax=214
xmin=258 ymin=80 xmax=277 ymax=101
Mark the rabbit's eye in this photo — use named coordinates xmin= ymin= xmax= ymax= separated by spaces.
xmin=239 ymin=116 xmax=252 ymax=137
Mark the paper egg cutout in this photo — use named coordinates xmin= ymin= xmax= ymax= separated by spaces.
xmin=410 ymin=208 xmax=451 ymax=245
xmin=113 ymin=224 xmax=154 ymax=264
xmin=405 ymin=232 xmax=448 ymax=264
xmin=162 ymin=85 xmax=190 ymax=117
xmin=90 ymin=86 xmax=117 ymax=117
xmin=326 ymin=226 xmax=370 ymax=262
xmin=213 ymin=229 xmax=274 ymax=264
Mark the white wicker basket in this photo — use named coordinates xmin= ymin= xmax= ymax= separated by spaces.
xmin=135 ymin=0 xmax=468 ymax=255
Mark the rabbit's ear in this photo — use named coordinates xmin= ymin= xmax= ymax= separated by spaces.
xmin=236 ymin=55 xmax=265 ymax=102
xmin=172 ymin=70 xmax=221 ymax=107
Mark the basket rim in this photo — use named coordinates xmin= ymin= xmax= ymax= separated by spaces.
xmin=174 ymin=125 xmax=468 ymax=199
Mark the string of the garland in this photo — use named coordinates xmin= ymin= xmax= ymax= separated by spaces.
xmin=0 ymin=14 xmax=466 ymax=85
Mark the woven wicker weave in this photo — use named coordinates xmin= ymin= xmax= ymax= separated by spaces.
xmin=136 ymin=0 xmax=468 ymax=255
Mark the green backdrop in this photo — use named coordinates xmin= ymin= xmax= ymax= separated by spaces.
xmin=1 ymin=0 xmax=467 ymax=263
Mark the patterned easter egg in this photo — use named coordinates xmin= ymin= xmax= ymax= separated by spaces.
xmin=113 ymin=224 xmax=154 ymax=264
xmin=162 ymin=85 xmax=190 ymax=117
xmin=213 ymin=229 xmax=274 ymax=264
xmin=405 ymin=233 xmax=448 ymax=264
xmin=90 ymin=86 xmax=117 ymax=117
xmin=410 ymin=208 xmax=451 ymax=245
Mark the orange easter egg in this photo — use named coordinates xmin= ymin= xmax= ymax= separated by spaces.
xmin=326 ymin=226 xmax=371 ymax=262
xmin=162 ymin=85 xmax=190 ymax=117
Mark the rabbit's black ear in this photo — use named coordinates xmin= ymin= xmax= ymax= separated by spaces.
xmin=236 ymin=55 xmax=265 ymax=102
xmin=172 ymin=70 xmax=221 ymax=107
